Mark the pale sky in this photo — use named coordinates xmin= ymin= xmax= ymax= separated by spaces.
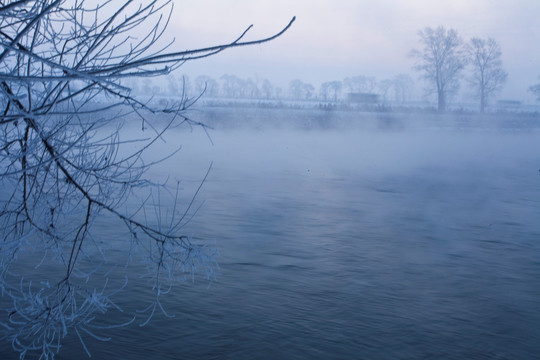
xmin=170 ymin=0 xmax=540 ymax=102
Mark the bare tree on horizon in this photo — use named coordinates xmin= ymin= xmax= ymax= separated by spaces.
xmin=528 ymin=77 xmax=540 ymax=101
xmin=410 ymin=26 xmax=465 ymax=112
xmin=289 ymin=79 xmax=315 ymax=100
xmin=466 ymin=37 xmax=507 ymax=113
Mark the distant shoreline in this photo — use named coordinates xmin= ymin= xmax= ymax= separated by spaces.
xmin=185 ymin=104 xmax=540 ymax=131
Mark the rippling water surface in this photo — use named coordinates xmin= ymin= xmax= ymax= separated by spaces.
xmin=2 ymin=116 xmax=540 ymax=359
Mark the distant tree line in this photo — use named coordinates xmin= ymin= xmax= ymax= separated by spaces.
xmin=128 ymin=73 xmax=416 ymax=105
xmin=127 ymin=25 xmax=540 ymax=113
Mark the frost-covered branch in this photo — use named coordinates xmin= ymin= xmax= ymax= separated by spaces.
xmin=0 ymin=1 xmax=294 ymax=358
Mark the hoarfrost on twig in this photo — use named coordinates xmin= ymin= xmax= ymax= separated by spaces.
xmin=0 ymin=0 xmax=293 ymax=358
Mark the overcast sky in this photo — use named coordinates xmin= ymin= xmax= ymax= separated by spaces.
xmin=171 ymin=0 xmax=540 ymax=102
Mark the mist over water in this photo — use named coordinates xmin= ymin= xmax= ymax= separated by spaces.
xmin=3 ymin=109 xmax=540 ymax=359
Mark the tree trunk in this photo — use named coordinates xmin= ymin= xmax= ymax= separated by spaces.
xmin=438 ymin=90 xmax=446 ymax=112
xmin=480 ymin=88 xmax=485 ymax=113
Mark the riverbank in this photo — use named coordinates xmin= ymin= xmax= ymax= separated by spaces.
xmin=186 ymin=104 xmax=540 ymax=131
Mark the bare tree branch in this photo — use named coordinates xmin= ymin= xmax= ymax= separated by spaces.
xmin=0 ymin=1 xmax=294 ymax=358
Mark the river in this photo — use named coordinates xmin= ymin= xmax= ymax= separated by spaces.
xmin=2 ymin=112 xmax=540 ymax=359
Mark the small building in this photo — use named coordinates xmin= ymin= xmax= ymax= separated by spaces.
xmin=347 ymin=92 xmax=380 ymax=105
xmin=496 ymin=100 xmax=522 ymax=110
